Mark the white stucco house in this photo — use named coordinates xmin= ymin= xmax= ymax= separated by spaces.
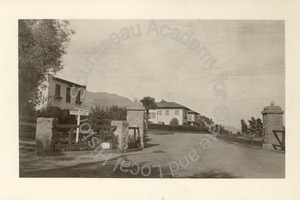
xmin=187 ymin=110 xmax=200 ymax=126
xmin=36 ymin=74 xmax=87 ymax=110
xmin=148 ymin=100 xmax=191 ymax=125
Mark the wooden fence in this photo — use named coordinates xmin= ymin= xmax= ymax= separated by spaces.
xmin=272 ymin=129 xmax=285 ymax=151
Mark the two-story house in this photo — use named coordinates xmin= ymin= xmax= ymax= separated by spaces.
xmin=148 ymin=100 xmax=190 ymax=125
xmin=36 ymin=74 xmax=87 ymax=110
xmin=187 ymin=110 xmax=200 ymax=126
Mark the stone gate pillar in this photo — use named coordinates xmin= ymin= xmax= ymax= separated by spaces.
xmin=111 ymin=121 xmax=129 ymax=152
xmin=126 ymin=102 xmax=145 ymax=148
xmin=35 ymin=117 xmax=57 ymax=154
xmin=261 ymin=102 xmax=284 ymax=150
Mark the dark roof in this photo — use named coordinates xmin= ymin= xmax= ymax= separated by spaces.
xmin=188 ymin=110 xmax=200 ymax=115
xmin=52 ymin=76 xmax=87 ymax=89
xmin=155 ymin=102 xmax=190 ymax=110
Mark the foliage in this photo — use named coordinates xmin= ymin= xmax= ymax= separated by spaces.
xmin=140 ymin=96 xmax=157 ymax=113
xmin=102 ymin=132 xmax=119 ymax=150
xmin=35 ymin=106 xmax=76 ymax=124
xmin=148 ymin=124 xmax=208 ymax=132
xmin=248 ymin=117 xmax=263 ymax=136
xmin=19 ymin=19 xmax=75 ymax=116
xmin=140 ymin=96 xmax=157 ymax=132
xmin=241 ymin=119 xmax=248 ymax=135
xmin=169 ymin=118 xmax=179 ymax=125
xmin=216 ymin=133 xmax=263 ymax=147
xmin=128 ymin=136 xmax=141 ymax=149
xmin=213 ymin=124 xmax=231 ymax=134
xmin=88 ymin=106 xmax=127 ymax=127
xmin=108 ymin=105 xmax=127 ymax=121
xmin=198 ymin=115 xmax=214 ymax=128
xmin=240 ymin=117 xmax=263 ymax=136
xmin=143 ymin=113 xmax=150 ymax=141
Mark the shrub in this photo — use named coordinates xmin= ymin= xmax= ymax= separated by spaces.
xmin=169 ymin=118 xmax=179 ymax=125
xmin=148 ymin=124 xmax=208 ymax=132
xmin=128 ymin=136 xmax=141 ymax=149
xmin=35 ymin=106 xmax=76 ymax=124
xmin=217 ymin=133 xmax=263 ymax=147
xmin=88 ymin=106 xmax=127 ymax=127
xmin=102 ymin=131 xmax=119 ymax=149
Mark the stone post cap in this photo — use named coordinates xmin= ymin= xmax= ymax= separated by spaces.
xmin=261 ymin=101 xmax=284 ymax=115
xmin=126 ymin=102 xmax=145 ymax=111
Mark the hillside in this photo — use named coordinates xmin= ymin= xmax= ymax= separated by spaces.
xmin=224 ymin=125 xmax=240 ymax=134
xmin=85 ymin=91 xmax=133 ymax=109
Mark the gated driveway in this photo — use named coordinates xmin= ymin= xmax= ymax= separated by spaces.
xmin=20 ymin=130 xmax=285 ymax=178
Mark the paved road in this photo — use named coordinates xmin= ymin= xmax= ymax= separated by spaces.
xmin=20 ymin=130 xmax=284 ymax=178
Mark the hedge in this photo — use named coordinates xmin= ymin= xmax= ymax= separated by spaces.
xmin=217 ymin=133 xmax=263 ymax=147
xmin=148 ymin=124 xmax=208 ymax=132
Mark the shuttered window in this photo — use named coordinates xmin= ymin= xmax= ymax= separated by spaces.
xmin=55 ymin=84 xmax=61 ymax=96
xmin=66 ymin=88 xmax=71 ymax=103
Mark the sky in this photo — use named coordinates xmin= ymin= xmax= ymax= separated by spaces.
xmin=57 ymin=20 xmax=285 ymax=128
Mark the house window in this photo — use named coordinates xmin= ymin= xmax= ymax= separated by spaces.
xmin=66 ymin=88 xmax=71 ymax=103
xmin=158 ymin=110 xmax=162 ymax=115
xmin=188 ymin=115 xmax=192 ymax=121
xmin=55 ymin=84 xmax=61 ymax=97
xmin=152 ymin=113 xmax=156 ymax=118
xmin=76 ymin=90 xmax=82 ymax=104
xmin=175 ymin=110 xmax=179 ymax=115
xmin=165 ymin=110 xmax=169 ymax=115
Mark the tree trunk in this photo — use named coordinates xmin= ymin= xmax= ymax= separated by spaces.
xmin=145 ymin=110 xmax=149 ymax=131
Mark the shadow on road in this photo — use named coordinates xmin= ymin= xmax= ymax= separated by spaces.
xmin=186 ymin=170 xmax=237 ymax=178
xmin=20 ymin=155 xmax=172 ymax=178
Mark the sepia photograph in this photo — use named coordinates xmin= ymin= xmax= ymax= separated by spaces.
xmin=19 ymin=19 xmax=285 ymax=178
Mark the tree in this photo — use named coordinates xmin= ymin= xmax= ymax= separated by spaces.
xmin=170 ymin=118 xmax=179 ymax=125
xmin=35 ymin=106 xmax=76 ymax=124
xmin=107 ymin=105 xmax=127 ymax=121
xmin=19 ymin=19 xmax=75 ymax=116
xmin=213 ymin=124 xmax=230 ymax=134
xmin=88 ymin=106 xmax=127 ymax=126
xmin=241 ymin=119 xmax=248 ymax=135
xmin=140 ymin=96 xmax=157 ymax=130
xmin=248 ymin=117 xmax=263 ymax=136
xmin=256 ymin=118 xmax=263 ymax=136
xmin=198 ymin=115 xmax=213 ymax=129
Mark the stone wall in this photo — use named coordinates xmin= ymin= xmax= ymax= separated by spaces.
xmin=35 ymin=116 xmax=143 ymax=154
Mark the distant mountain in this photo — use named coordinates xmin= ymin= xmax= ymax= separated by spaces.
xmin=224 ymin=125 xmax=240 ymax=134
xmin=84 ymin=91 xmax=133 ymax=109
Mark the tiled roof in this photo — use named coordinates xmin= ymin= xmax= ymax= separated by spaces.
xmin=51 ymin=75 xmax=87 ymax=89
xmin=188 ymin=110 xmax=200 ymax=115
xmin=155 ymin=102 xmax=190 ymax=110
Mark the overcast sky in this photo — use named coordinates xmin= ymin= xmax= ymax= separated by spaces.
xmin=57 ymin=20 xmax=285 ymax=128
